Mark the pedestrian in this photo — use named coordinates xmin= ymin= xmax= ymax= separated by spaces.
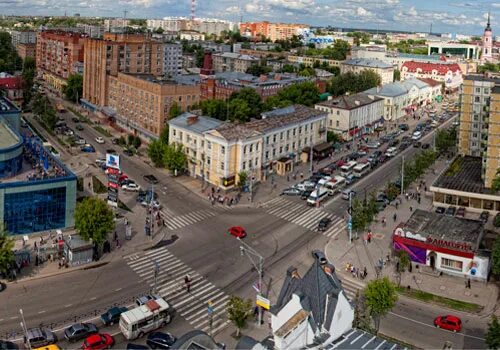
xmin=417 ymin=197 xmax=421 ymax=204
xmin=34 ymin=241 xmax=37 ymax=249
xmin=467 ymin=278 xmax=471 ymax=289
xmin=185 ymin=274 xmax=191 ymax=292
xmin=410 ymin=206 xmax=413 ymax=212
xmin=116 ymin=239 xmax=120 ymax=248
xmin=363 ymin=266 xmax=367 ymax=278
xmin=367 ymin=232 xmax=372 ymax=243
xmin=396 ymin=261 xmax=400 ymax=272
xmin=395 ymin=202 xmax=399 ymax=210
xmin=113 ymin=231 xmax=118 ymax=241
xmin=363 ymin=233 xmax=368 ymax=245
xmin=393 ymin=213 xmax=397 ymax=222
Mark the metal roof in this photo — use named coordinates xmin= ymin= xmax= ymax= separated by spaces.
xmin=326 ymin=329 xmax=406 ymax=350
xmin=343 ymin=58 xmax=393 ymax=69
xmin=168 ymin=112 xmax=223 ymax=136
xmin=120 ymin=297 xmax=170 ymax=324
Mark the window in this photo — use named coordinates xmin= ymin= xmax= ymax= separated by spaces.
xmin=207 ymin=141 xmax=211 ymax=150
xmin=242 ymin=161 xmax=246 ymax=170
xmin=221 ymin=162 xmax=225 ymax=170
xmin=266 ymin=136 xmax=270 ymax=145
xmin=337 ymin=110 xmax=340 ymax=115
xmin=474 ymin=96 xmax=480 ymax=103
xmin=179 ymin=132 xmax=183 ymax=140
xmin=305 ymin=124 xmax=308 ymax=132
xmin=280 ymin=132 xmax=284 ymax=140
xmin=265 ymin=151 xmax=269 ymax=160
xmin=221 ymin=146 xmax=225 ymax=154
xmin=441 ymin=258 xmax=463 ymax=271
xmin=279 ymin=146 xmax=283 ymax=153
xmin=476 ymin=88 xmax=481 ymax=93
xmin=243 ymin=146 xmax=247 ymax=154
xmin=293 ymin=128 xmax=296 ymax=136
xmin=173 ymin=129 xmax=176 ymax=136
xmin=273 ymin=134 xmax=277 ymax=142
xmin=336 ymin=120 xmax=340 ymax=127
xmin=207 ymin=157 xmax=211 ymax=165
xmin=250 ymin=144 xmax=253 ymax=152
xmin=287 ymin=130 xmax=290 ymax=138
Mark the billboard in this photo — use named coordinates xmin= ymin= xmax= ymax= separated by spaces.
xmin=106 ymin=153 xmax=120 ymax=170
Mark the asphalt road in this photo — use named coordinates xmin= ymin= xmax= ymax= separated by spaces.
xmin=2 ymin=104 xmax=486 ymax=349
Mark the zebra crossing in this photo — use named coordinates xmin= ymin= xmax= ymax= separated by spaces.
xmin=159 ymin=208 xmax=223 ymax=230
xmin=125 ymin=246 xmax=230 ymax=335
xmin=262 ymin=197 xmax=346 ymax=238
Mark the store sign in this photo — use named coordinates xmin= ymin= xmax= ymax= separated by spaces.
xmin=394 ymin=228 xmax=427 ymax=242
xmin=426 ymin=237 xmax=472 ymax=252
xmin=222 ymin=176 xmax=235 ymax=187
xmin=256 ymin=295 xmax=270 ymax=310
xmin=106 ymin=153 xmax=120 ymax=170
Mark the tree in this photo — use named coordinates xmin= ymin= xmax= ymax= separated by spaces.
xmin=168 ymin=102 xmax=182 ymax=119
xmin=0 ymin=32 xmax=22 ymax=73
xmin=393 ymin=69 xmax=401 ymax=81
xmin=246 ymin=64 xmax=272 ymax=76
xmin=229 ymin=87 xmax=263 ymax=119
xmin=328 ymin=70 xmax=381 ymax=96
xmin=74 ymin=197 xmax=115 ymax=246
xmin=353 ymin=290 xmax=373 ymax=332
xmin=0 ymin=225 xmax=14 ymax=275
xmin=327 ymin=131 xmax=341 ymax=143
xmin=238 ymin=171 xmax=248 ymax=189
xmin=281 ymin=64 xmax=297 ymax=73
xmin=364 ymin=277 xmax=398 ymax=333
xmin=41 ymin=107 xmax=58 ymax=130
xmin=154 ymin=27 xmax=164 ymax=34
xmin=226 ymin=295 xmax=253 ymax=337
xmin=396 ymin=250 xmax=411 ymax=287
xmin=356 ymin=70 xmax=382 ymax=92
xmin=62 ymin=73 xmax=83 ymax=103
xmin=492 ymin=237 xmax=500 ymax=276
xmin=435 ymin=128 xmax=456 ymax=153
xmin=351 ymin=198 xmax=368 ymax=233
xmin=127 ymin=135 xmax=141 ymax=149
xmin=22 ymin=56 xmax=36 ymax=106
xmin=148 ymin=139 xmax=167 ymax=167
xmin=298 ymin=66 xmax=316 ymax=77
xmin=486 ymin=315 xmax=500 ymax=349
xmin=199 ymin=99 xmax=227 ymax=120
xmin=227 ymin=98 xmax=252 ymax=122
xmin=163 ymin=143 xmax=187 ymax=173
xmin=159 ymin=126 xmax=169 ymax=145
xmin=492 ymin=169 xmax=500 ymax=192
xmin=268 ymin=81 xmax=320 ymax=108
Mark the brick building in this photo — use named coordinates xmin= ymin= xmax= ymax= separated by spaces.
xmin=0 ymin=73 xmax=23 ymax=106
xmin=16 ymin=43 xmax=36 ymax=61
xmin=212 ymin=52 xmax=259 ymax=73
xmin=239 ymin=21 xmax=309 ymax=42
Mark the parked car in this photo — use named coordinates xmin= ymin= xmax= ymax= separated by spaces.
xmin=318 ymin=217 xmax=331 ymax=232
xmin=82 ymin=333 xmax=114 ymax=350
xmin=122 ymin=183 xmax=141 ymax=192
xmin=422 ymin=143 xmax=430 ymax=149
xmin=0 ymin=340 xmax=18 ymax=349
xmin=311 ymin=250 xmax=327 ymax=265
xmin=141 ymin=199 xmax=161 ymax=209
xmin=111 ymin=138 xmax=118 ymax=144
xmin=434 ymin=315 xmax=461 ymax=332
xmin=455 ymin=207 xmax=466 ymax=218
xmin=64 ymin=128 xmax=74 ymax=136
xmin=413 ymin=142 xmax=422 ymax=148
xmin=378 ymin=155 xmax=388 ymax=163
xmin=445 ymin=207 xmax=456 ymax=216
xmin=228 ymin=226 xmax=246 ymax=239
xmin=75 ymin=124 xmax=84 ymax=131
xmin=300 ymin=190 xmax=312 ymax=200
xmin=80 ymin=144 xmax=95 ymax=153
xmin=480 ymin=211 xmax=490 ymax=223
xmin=366 ymin=142 xmax=380 ymax=149
xmin=64 ymin=323 xmax=98 ymax=343
xmin=146 ymin=332 xmax=177 ymax=349
xmin=25 ymin=328 xmax=57 ymax=348
xmin=100 ymin=307 xmax=128 ymax=326
xmin=143 ymin=174 xmax=159 ymax=184
xmin=126 ymin=344 xmax=149 ymax=350
xmin=281 ymin=187 xmax=302 ymax=196
xmin=435 ymin=207 xmax=446 ymax=214
xmin=95 ymin=136 xmax=105 ymax=144
xmin=74 ymin=138 xmax=86 ymax=145
xmin=398 ymin=123 xmax=409 ymax=131
xmin=123 ymin=149 xmax=134 ymax=156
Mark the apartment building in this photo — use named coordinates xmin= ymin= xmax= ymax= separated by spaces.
xmin=76 ymin=24 xmax=105 ymax=38
xmin=212 ymin=52 xmax=259 ymax=73
xmin=287 ymin=55 xmax=341 ymax=68
xmin=168 ymin=105 xmax=327 ymax=189
xmin=163 ymin=43 xmax=182 ymax=77
xmin=16 ymin=43 xmax=36 ymax=60
xmin=147 ymin=17 xmax=191 ymax=32
xmin=239 ymin=21 xmax=309 ymax=41
xmin=36 ymin=30 xmax=87 ymax=92
xmin=107 ymin=73 xmax=200 ymax=139
xmin=104 ymin=18 xmax=130 ymax=31
xmin=10 ymin=30 xmax=36 ymax=46
xmin=340 ymin=59 xmax=394 ymax=85
xmin=315 ymin=93 xmax=384 ymax=140
xmin=82 ymin=33 xmax=164 ymax=108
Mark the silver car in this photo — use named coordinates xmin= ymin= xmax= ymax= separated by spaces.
xmin=25 ymin=328 xmax=57 ymax=348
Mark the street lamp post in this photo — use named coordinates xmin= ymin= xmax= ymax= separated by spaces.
xmin=152 ymin=260 xmax=160 ymax=295
xmin=348 ymin=191 xmax=353 ymax=243
xmin=237 ymin=237 xmax=264 ymax=327
xmin=19 ymin=309 xmax=31 ymax=350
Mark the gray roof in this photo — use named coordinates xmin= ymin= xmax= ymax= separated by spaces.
xmin=364 ymin=82 xmax=408 ymax=97
xmin=400 ymin=78 xmax=429 ymax=90
xmin=170 ymin=330 xmax=223 ymax=350
xmin=168 ymin=112 xmax=223 ymax=135
xmin=271 ymin=260 xmax=344 ymax=333
xmin=173 ymin=74 xmax=200 ymax=85
xmin=343 ymin=58 xmax=393 ymax=69
xmin=316 ymin=93 xmax=383 ymax=110
xmin=213 ymin=52 xmax=259 ymax=61
xmin=326 ymin=329 xmax=405 ymax=350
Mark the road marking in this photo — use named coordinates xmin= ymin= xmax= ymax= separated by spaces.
xmin=388 ymin=312 xmax=486 ymax=341
xmin=115 ymin=288 xmax=122 ymax=292
xmin=38 ymin=310 xmax=46 ymax=314
xmin=65 ymin=304 xmax=73 ymax=308
xmin=89 ymin=297 xmax=97 ymax=301
xmin=10 ymin=316 xmax=18 ymax=320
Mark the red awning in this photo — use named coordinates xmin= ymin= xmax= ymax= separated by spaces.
xmin=348 ymin=128 xmax=360 ymax=136
xmin=393 ymin=235 xmax=474 ymax=259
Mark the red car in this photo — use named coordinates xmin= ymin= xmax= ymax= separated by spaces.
xmin=228 ymin=226 xmax=247 ymax=239
xmin=434 ymin=315 xmax=462 ymax=332
xmin=82 ymin=333 xmax=114 ymax=350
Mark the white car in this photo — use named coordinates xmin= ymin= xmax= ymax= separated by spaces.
xmin=95 ymin=137 xmax=105 ymax=144
xmin=74 ymin=138 xmax=86 ymax=145
xmin=122 ymin=183 xmax=141 ymax=192
xmin=141 ymin=200 xmax=161 ymax=209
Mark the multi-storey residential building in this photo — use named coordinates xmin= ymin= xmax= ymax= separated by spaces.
xmin=239 ymin=21 xmax=309 ymax=42
xmin=179 ymin=31 xmax=205 ymax=41
xmin=82 ymin=32 xmax=165 ymax=108
xmin=104 ymin=18 xmax=130 ymax=31
xmin=16 ymin=43 xmax=36 ymax=60
xmin=106 ymin=73 xmax=200 ymax=139
xmin=147 ymin=17 xmax=191 ymax=32
xmin=169 ymin=105 xmax=327 ymax=189
xmin=212 ymin=52 xmax=259 ymax=73
xmin=10 ymin=30 xmax=36 ymax=46
xmin=163 ymin=43 xmax=182 ymax=77
xmin=401 ymin=61 xmax=463 ymax=92
xmin=36 ymin=30 xmax=87 ymax=92
xmin=76 ymin=24 xmax=105 ymax=38
xmin=340 ymin=59 xmax=394 ymax=85
xmin=315 ymin=93 xmax=384 ymax=140
xmin=287 ymin=55 xmax=341 ymax=68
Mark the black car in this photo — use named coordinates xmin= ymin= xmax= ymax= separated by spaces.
xmin=318 ymin=217 xmax=331 ymax=231
xmin=123 ymin=149 xmax=134 ymax=156
xmin=422 ymin=143 xmax=430 ymax=149
xmin=106 ymin=148 xmax=117 ymax=155
xmin=435 ymin=206 xmax=446 ymax=214
xmin=112 ymin=138 xmax=118 ymax=144
xmin=301 ymin=190 xmax=312 ymax=200
xmin=445 ymin=206 xmax=456 ymax=216
xmin=311 ymin=250 xmax=327 ymax=265
xmin=143 ymin=174 xmax=159 ymax=184
xmin=146 ymin=332 xmax=177 ymax=349
xmin=480 ymin=211 xmax=490 ymax=223
xmin=127 ymin=344 xmax=150 ymax=350
xmin=64 ymin=323 xmax=98 ymax=342
xmin=72 ymin=117 xmax=80 ymax=123
xmin=0 ymin=282 xmax=5 ymax=293
xmin=0 ymin=340 xmax=18 ymax=350
xmin=389 ymin=139 xmax=400 ymax=147
xmin=100 ymin=306 xmax=128 ymax=326
xmin=398 ymin=123 xmax=409 ymax=131
xmin=413 ymin=142 xmax=422 ymax=148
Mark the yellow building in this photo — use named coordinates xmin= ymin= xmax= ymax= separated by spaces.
xmin=287 ymin=55 xmax=342 ymax=68
xmin=168 ymin=105 xmax=328 ymax=189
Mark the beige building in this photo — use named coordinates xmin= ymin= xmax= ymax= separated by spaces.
xmin=340 ymin=59 xmax=394 ymax=85
xmin=107 ymin=73 xmax=200 ymax=139
xmin=287 ymin=55 xmax=342 ymax=68
xmin=168 ymin=105 xmax=327 ymax=189
xmin=212 ymin=52 xmax=259 ymax=73
xmin=239 ymin=21 xmax=309 ymax=42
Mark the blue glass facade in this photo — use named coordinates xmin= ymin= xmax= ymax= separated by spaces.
xmin=0 ymin=153 xmax=22 ymax=178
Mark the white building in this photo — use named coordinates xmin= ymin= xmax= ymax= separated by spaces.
xmin=163 ymin=43 xmax=182 ymax=77
xmin=315 ymin=93 xmax=384 ymax=140
xmin=401 ymin=61 xmax=463 ymax=92
xmin=10 ymin=30 xmax=36 ymax=46
xmin=340 ymin=58 xmax=394 ymax=85
xmin=364 ymin=83 xmax=411 ymax=121
xmin=427 ymin=40 xmax=480 ymax=59
xmin=104 ymin=18 xmax=130 ymax=31
xmin=180 ymin=31 xmax=205 ymax=41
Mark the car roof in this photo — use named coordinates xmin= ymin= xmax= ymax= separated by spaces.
xmin=445 ymin=315 xmax=461 ymax=322
xmin=85 ymin=334 xmax=102 ymax=344
xmin=71 ymin=324 xmax=85 ymax=331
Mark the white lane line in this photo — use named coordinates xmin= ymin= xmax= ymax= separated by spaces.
xmin=10 ymin=316 xmax=18 ymax=320
xmin=65 ymin=304 xmax=73 ymax=308
xmin=38 ymin=310 xmax=46 ymax=314
xmin=115 ymin=288 xmax=122 ymax=292
xmin=89 ymin=297 xmax=97 ymax=301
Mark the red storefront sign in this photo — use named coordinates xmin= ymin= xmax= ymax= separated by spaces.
xmin=393 ymin=235 xmax=474 ymax=259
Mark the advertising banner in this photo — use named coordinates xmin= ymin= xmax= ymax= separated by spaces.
xmin=106 ymin=153 xmax=120 ymax=170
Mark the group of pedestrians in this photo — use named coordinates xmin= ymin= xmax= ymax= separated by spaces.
xmin=345 ymin=263 xmax=368 ymax=280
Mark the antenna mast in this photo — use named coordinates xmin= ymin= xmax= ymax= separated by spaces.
xmin=191 ymin=0 xmax=196 ymax=20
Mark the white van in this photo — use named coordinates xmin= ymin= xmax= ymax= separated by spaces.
xmin=324 ymin=176 xmax=345 ymax=195
xmin=412 ymin=131 xmax=422 ymax=140
xmin=307 ymin=187 xmax=329 ymax=206
xmin=318 ymin=176 xmax=332 ymax=187
xmin=385 ymin=147 xmax=398 ymax=157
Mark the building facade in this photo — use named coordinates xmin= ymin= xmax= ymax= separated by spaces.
xmin=401 ymin=61 xmax=463 ymax=92
xmin=163 ymin=43 xmax=182 ymax=77
xmin=82 ymin=33 xmax=165 ymax=108
xmin=106 ymin=73 xmax=200 ymax=139
xmin=36 ymin=30 xmax=87 ymax=91
xmin=427 ymin=40 xmax=480 ymax=60
xmin=76 ymin=24 xmax=105 ymax=38
xmin=179 ymin=31 xmax=205 ymax=41
xmin=212 ymin=52 xmax=259 ymax=73
xmin=16 ymin=43 xmax=36 ymax=60
xmin=287 ymin=55 xmax=341 ymax=68
xmin=239 ymin=21 xmax=309 ymax=42
xmin=104 ymin=18 xmax=130 ymax=31
xmin=340 ymin=58 xmax=394 ymax=85
xmin=315 ymin=93 xmax=384 ymax=140
xmin=10 ymin=30 xmax=36 ymax=46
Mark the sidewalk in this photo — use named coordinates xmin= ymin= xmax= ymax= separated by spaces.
xmin=325 ymin=155 xmax=499 ymax=316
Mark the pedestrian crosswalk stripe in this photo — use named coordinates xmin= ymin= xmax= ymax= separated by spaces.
xmin=160 ymin=209 xmax=220 ymax=230
xmin=124 ymin=246 xmax=230 ymax=335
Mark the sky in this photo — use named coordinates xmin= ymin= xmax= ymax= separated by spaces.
xmin=0 ymin=0 xmax=497 ymax=35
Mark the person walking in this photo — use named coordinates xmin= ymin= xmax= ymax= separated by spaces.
xmin=467 ymin=278 xmax=471 ymax=289
xmin=185 ymin=274 xmax=191 ymax=293
xmin=393 ymin=213 xmax=397 ymax=222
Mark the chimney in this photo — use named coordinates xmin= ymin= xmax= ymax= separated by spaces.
xmin=323 ymin=264 xmax=335 ymax=275
xmin=287 ymin=266 xmax=300 ymax=279
xmin=186 ymin=115 xmax=199 ymax=125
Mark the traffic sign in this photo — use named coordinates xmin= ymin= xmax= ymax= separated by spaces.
xmin=256 ymin=295 xmax=270 ymax=310
xmin=252 ymin=282 xmax=261 ymax=293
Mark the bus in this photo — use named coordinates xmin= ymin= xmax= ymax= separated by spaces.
xmin=119 ymin=297 xmax=173 ymax=340
xmin=340 ymin=161 xmax=357 ymax=177
xmin=307 ymin=187 xmax=329 ymax=206
xmin=353 ymin=162 xmax=371 ymax=178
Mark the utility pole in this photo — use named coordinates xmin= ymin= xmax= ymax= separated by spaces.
xmin=149 ymin=183 xmax=155 ymax=242
xmin=237 ymin=237 xmax=264 ymax=327
xmin=152 ymin=260 xmax=160 ymax=294
xmin=401 ymin=155 xmax=404 ymax=196
xmin=19 ymin=309 xmax=31 ymax=350
xmin=309 ymin=146 xmax=313 ymax=173
xmin=348 ymin=192 xmax=353 ymax=243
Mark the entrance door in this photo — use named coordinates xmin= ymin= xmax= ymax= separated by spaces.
xmin=429 ymin=252 xmax=436 ymax=269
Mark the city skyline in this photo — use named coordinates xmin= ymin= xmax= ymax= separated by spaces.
xmin=0 ymin=0 xmax=497 ymax=36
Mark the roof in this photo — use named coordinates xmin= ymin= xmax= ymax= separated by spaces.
xmin=417 ymin=77 xmax=441 ymax=87
xmin=121 ymin=298 xmax=170 ymax=324
xmin=432 ymin=155 xmax=498 ymax=195
xmin=400 ymin=78 xmax=429 ymax=90
xmin=168 ymin=112 xmax=223 ymax=135
xmin=0 ymin=121 xmax=20 ymax=149
xmin=343 ymin=58 xmax=393 ymax=69
xmin=271 ymin=259 xmax=344 ymax=333
xmin=0 ymin=75 xmax=22 ymax=89
xmin=364 ymin=82 xmax=408 ymax=97
xmin=275 ymin=309 xmax=309 ymax=337
xmin=464 ymin=75 xmax=500 ymax=83
xmin=0 ymin=96 xmax=20 ymax=113
xmin=326 ymin=329 xmax=405 ymax=350
xmin=401 ymin=209 xmax=483 ymax=249
xmin=401 ymin=61 xmax=461 ymax=75
xmin=213 ymin=52 xmax=259 ymax=61
xmin=316 ymin=93 xmax=383 ymax=110
xmin=397 ymin=53 xmax=443 ymax=61
xmin=170 ymin=330 xmax=223 ymax=349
